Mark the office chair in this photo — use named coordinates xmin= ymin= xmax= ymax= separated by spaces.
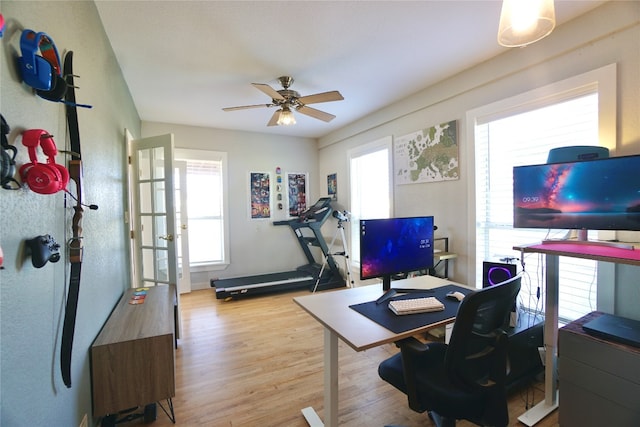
xmin=378 ymin=275 xmax=521 ymax=427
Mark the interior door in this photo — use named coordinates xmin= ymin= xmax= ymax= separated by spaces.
xmin=130 ymin=134 xmax=181 ymax=336
xmin=131 ymin=134 xmax=177 ymax=287
xmin=174 ymin=161 xmax=192 ymax=294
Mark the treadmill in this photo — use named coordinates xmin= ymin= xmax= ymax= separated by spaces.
xmin=211 ymin=197 xmax=346 ymax=299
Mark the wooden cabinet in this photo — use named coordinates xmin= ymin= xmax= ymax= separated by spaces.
xmin=91 ymin=285 xmax=176 ymax=418
xmin=559 ymin=311 xmax=640 ymax=426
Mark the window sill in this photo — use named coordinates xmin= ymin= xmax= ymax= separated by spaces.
xmin=189 ymin=263 xmax=229 ymax=273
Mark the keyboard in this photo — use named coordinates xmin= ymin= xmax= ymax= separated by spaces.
xmin=388 ymin=297 xmax=445 ymax=315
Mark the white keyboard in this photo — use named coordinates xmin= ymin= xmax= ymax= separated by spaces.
xmin=388 ymin=297 xmax=445 ymax=315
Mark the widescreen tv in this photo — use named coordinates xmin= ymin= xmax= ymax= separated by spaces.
xmin=513 ymin=154 xmax=640 ymax=233
xmin=359 ymin=216 xmax=435 ymax=291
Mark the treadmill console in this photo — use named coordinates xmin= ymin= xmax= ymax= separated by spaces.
xmin=299 ymin=197 xmax=333 ymax=222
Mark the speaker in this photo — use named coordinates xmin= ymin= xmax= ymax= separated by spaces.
xmin=483 ymin=261 xmax=518 ymax=326
xmin=546 ymin=146 xmax=609 ymax=163
xmin=482 ymin=261 xmax=517 ymax=288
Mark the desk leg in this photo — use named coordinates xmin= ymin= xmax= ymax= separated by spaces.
xmin=518 ymin=254 xmax=560 ymax=426
xmin=301 ymin=327 xmax=339 ymax=427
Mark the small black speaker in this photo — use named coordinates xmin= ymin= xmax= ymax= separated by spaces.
xmin=482 ymin=261 xmax=517 ymax=288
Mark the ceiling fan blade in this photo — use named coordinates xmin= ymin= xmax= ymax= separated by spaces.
xmin=298 ymin=90 xmax=344 ymax=105
xmin=267 ymin=109 xmax=281 ymax=126
xmin=296 ymin=105 xmax=336 ymax=122
xmin=222 ymin=104 xmax=271 ymax=111
xmin=252 ymin=83 xmax=286 ymax=101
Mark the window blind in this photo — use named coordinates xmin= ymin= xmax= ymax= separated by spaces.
xmin=185 ymin=160 xmax=224 ymax=264
xmin=475 ymin=93 xmax=599 ymax=322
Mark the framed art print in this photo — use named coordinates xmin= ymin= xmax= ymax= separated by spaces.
xmin=327 ymin=173 xmax=337 ymax=200
xmin=249 ymin=171 xmax=271 ymax=219
xmin=286 ymin=172 xmax=308 ymax=217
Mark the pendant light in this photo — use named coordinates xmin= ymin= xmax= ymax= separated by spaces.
xmin=498 ymin=0 xmax=556 ymax=47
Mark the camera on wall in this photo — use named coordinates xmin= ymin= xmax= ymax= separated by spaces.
xmin=332 ymin=210 xmax=350 ymax=222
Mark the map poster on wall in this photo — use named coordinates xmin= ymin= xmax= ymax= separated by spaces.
xmin=250 ymin=171 xmax=271 ymax=219
xmin=287 ymin=172 xmax=308 ymax=217
xmin=394 ymin=120 xmax=459 ymax=185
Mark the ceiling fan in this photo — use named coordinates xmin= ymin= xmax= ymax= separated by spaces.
xmin=222 ymin=76 xmax=344 ymax=126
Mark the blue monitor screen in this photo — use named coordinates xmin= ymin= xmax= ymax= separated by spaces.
xmin=513 ymin=155 xmax=640 ymax=231
xmin=359 ymin=216 xmax=435 ymax=285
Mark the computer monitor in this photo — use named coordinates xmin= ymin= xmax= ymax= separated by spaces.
xmin=513 ymin=154 xmax=640 ymax=233
xmin=359 ymin=216 xmax=435 ymax=291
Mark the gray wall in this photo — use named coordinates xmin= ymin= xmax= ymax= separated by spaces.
xmin=141 ymin=121 xmax=319 ymax=287
xmin=317 ymin=1 xmax=640 ymax=318
xmin=1 ymin=1 xmax=639 ymax=426
xmin=1 ymin=1 xmax=139 ymax=425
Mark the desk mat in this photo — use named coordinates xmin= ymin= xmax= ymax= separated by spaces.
xmin=349 ymin=284 xmax=472 ymax=334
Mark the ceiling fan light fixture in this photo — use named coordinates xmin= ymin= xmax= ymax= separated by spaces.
xmin=497 ymin=0 xmax=556 ymax=48
xmin=224 ymin=76 xmax=343 ymax=126
xmin=277 ymin=107 xmax=296 ymax=126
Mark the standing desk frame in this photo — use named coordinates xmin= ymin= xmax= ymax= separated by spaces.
xmin=513 ymin=242 xmax=640 ymax=426
xmin=293 ymin=275 xmax=468 ymax=427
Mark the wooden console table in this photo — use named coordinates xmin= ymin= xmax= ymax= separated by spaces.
xmin=91 ymin=284 xmax=177 ymax=423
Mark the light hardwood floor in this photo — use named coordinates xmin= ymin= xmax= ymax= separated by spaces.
xmin=128 ymin=287 xmax=559 ymax=427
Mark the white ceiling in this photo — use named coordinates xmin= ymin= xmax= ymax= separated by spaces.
xmin=95 ymin=1 xmax=605 ymax=139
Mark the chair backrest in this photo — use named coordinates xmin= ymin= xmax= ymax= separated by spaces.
xmin=445 ymin=274 xmax=522 ymax=392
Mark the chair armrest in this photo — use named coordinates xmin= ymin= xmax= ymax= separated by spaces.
xmin=396 ymin=337 xmax=441 ymax=412
xmin=395 ymin=336 xmax=429 ymax=352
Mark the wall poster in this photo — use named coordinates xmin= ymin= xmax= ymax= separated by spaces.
xmin=287 ymin=172 xmax=308 ymax=217
xmin=327 ymin=173 xmax=337 ymax=200
xmin=394 ymin=120 xmax=459 ymax=185
xmin=249 ymin=171 xmax=271 ymax=219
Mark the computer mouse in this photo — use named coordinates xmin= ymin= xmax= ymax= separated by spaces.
xmin=446 ymin=291 xmax=465 ymax=302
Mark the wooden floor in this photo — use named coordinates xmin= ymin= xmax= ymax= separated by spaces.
xmin=127 ymin=287 xmax=560 ymax=427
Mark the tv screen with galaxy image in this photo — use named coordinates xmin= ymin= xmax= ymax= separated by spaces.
xmin=359 ymin=216 xmax=435 ymax=289
xmin=513 ymin=155 xmax=640 ymax=231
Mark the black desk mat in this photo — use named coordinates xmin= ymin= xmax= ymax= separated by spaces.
xmin=349 ymin=284 xmax=472 ymax=334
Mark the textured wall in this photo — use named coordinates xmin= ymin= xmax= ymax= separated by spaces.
xmin=1 ymin=2 xmax=140 ymax=425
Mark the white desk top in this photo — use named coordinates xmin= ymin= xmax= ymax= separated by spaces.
xmin=293 ymin=275 xmax=469 ymax=352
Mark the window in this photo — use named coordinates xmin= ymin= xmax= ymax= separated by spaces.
xmin=349 ymin=136 xmax=393 ymax=266
xmin=185 ymin=161 xmax=224 ymax=264
xmin=175 ymin=149 xmax=229 ymax=269
xmin=469 ymin=64 xmax=616 ymax=323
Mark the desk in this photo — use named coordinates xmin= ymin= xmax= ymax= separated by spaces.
xmin=293 ymin=275 xmax=468 ymax=427
xmin=513 ymin=242 xmax=640 ymax=426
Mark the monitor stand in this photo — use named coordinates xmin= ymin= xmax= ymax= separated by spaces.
xmin=374 ymin=276 xmax=394 ymax=305
xmin=382 ymin=275 xmax=392 ymax=291
xmin=374 ymin=275 xmax=435 ymax=305
xmin=542 ymin=229 xmax=635 ymax=250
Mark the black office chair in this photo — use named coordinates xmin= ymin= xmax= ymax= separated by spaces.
xmin=378 ymin=275 xmax=521 ymax=427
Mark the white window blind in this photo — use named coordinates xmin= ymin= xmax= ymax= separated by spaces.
xmin=349 ymin=137 xmax=392 ymax=265
xmin=185 ymin=160 xmax=225 ymax=265
xmin=475 ymin=93 xmax=600 ymax=322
